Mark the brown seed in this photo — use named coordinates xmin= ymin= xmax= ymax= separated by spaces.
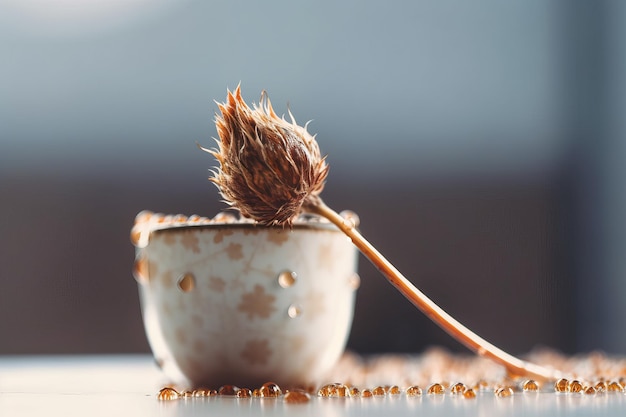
xmin=463 ymin=389 xmax=477 ymax=399
xmin=427 ymin=383 xmax=445 ymax=395
xmin=237 ymin=388 xmax=252 ymax=398
xmin=284 ymin=391 xmax=311 ymax=404
xmin=450 ymin=383 xmax=467 ymax=395
xmin=569 ymin=380 xmax=583 ymax=393
xmin=372 ymin=386 xmax=386 ymax=396
xmin=495 ymin=387 xmax=514 ymax=398
xmin=522 ymin=380 xmax=539 ymax=392
xmin=555 ymin=378 xmax=569 ymax=393
xmin=584 ymin=386 xmax=597 ymax=395
xmin=361 ymin=389 xmax=373 ymax=398
xmin=260 ymin=382 xmax=282 ymax=397
xmin=218 ymin=385 xmax=240 ymax=396
xmin=157 ymin=387 xmax=180 ymax=401
xmin=406 ymin=386 xmax=422 ymax=396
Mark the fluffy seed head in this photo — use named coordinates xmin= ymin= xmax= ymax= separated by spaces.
xmin=203 ymin=86 xmax=328 ymax=226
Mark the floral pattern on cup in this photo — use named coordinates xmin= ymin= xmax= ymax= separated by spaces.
xmin=133 ymin=213 xmax=358 ymax=388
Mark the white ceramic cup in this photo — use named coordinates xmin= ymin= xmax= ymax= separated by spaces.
xmin=132 ymin=213 xmax=359 ymax=388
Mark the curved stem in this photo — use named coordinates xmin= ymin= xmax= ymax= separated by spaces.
xmin=306 ymin=199 xmax=561 ymax=381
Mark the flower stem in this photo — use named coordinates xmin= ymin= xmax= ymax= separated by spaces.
xmin=306 ymin=199 xmax=560 ymax=381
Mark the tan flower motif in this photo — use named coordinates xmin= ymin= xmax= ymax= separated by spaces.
xmin=317 ymin=243 xmax=335 ymax=270
xmin=175 ymin=327 xmax=187 ymax=345
xmin=225 ymin=242 xmax=244 ymax=260
xmin=238 ymin=284 xmax=276 ymax=320
xmin=240 ymin=338 xmax=272 ymax=365
xmin=208 ymin=276 xmax=226 ymax=292
xmin=266 ymin=229 xmax=290 ymax=245
xmin=302 ymin=290 xmax=326 ymax=319
xmin=289 ymin=335 xmax=306 ymax=352
xmin=161 ymin=270 xmax=174 ymax=288
xmin=213 ymin=228 xmax=234 ymax=244
xmin=181 ymin=231 xmax=200 ymax=253
xmin=163 ymin=232 xmax=176 ymax=246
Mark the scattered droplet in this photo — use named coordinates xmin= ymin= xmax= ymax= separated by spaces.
xmin=287 ymin=304 xmax=302 ymax=318
xmin=450 ymin=383 xmax=467 ymax=395
xmin=237 ymin=388 xmax=252 ymax=398
xmin=522 ymin=380 xmax=539 ymax=392
xmin=361 ymin=389 xmax=373 ymax=398
xmin=463 ymin=389 xmax=477 ymax=399
xmin=178 ymin=273 xmax=195 ymax=292
xmin=555 ymin=378 xmax=569 ymax=393
xmin=584 ymin=386 xmax=597 ymax=395
xmin=218 ymin=385 xmax=240 ymax=396
xmin=569 ymin=380 xmax=583 ymax=393
xmin=406 ymin=386 xmax=422 ymax=396
xmin=427 ymin=383 xmax=445 ymax=395
xmin=388 ymin=385 xmax=401 ymax=395
xmin=193 ymin=389 xmax=212 ymax=397
xmin=350 ymin=387 xmax=360 ymax=397
xmin=339 ymin=210 xmax=360 ymax=228
xmin=278 ymin=270 xmax=297 ymax=288
xmin=317 ymin=383 xmax=348 ymax=397
xmin=181 ymin=390 xmax=193 ymax=399
xmin=188 ymin=214 xmax=202 ymax=222
xmin=252 ymin=388 xmax=262 ymax=397
xmin=348 ymin=273 xmax=361 ymax=290
xmin=495 ymin=387 xmax=514 ymax=398
xmin=595 ymin=381 xmax=608 ymax=393
xmin=260 ymin=382 xmax=282 ymax=397
xmin=335 ymin=384 xmax=350 ymax=397
xmin=133 ymin=255 xmax=149 ymax=284
xmin=372 ymin=386 xmax=386 ymax=396
xmin=157 ymin=387 xmax=180 ymax=400
xmin=284 ymin=390 xmax=310 ymax=404
xmin=607 ymin=381 xmax=624 ymax=392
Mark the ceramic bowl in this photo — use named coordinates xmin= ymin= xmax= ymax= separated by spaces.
xmin=131 ymin=212 xmax=359 ymax=388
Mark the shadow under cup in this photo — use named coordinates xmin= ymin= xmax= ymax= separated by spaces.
xmin=133 ymin=219 xmax=359 ymax=388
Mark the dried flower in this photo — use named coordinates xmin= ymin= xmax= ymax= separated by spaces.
xmin=203 ymin=86 xmax=328 ymax=226
xmin=203 ymin=86 xmax=561 ymax=382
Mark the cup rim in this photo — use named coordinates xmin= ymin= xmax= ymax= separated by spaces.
xmin=150 ymin=221 xmax=342 ymax=235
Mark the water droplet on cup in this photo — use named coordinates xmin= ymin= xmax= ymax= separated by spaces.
xmin=339 ymin=210 xmax=360 ymax=228
xmin=348 ymin=273 xmax=361 ymax=290
xmin=178 ymin=273 xmax=195 ymax=292
xmin=278 ymin=270 xmax=297 ymax=288
xmin=287 ymin=304 xmax=302 ymax=318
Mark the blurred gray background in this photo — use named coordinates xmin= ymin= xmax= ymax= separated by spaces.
xmin=1 ymin=0 xmax=625 ymax=356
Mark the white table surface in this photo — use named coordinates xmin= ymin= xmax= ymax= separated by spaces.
xmin=1 ymin=355 xmax=625 ymax=417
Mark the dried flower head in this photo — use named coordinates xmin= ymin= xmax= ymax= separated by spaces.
xmin=204 ymin=86 xmax=328 ymax=226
